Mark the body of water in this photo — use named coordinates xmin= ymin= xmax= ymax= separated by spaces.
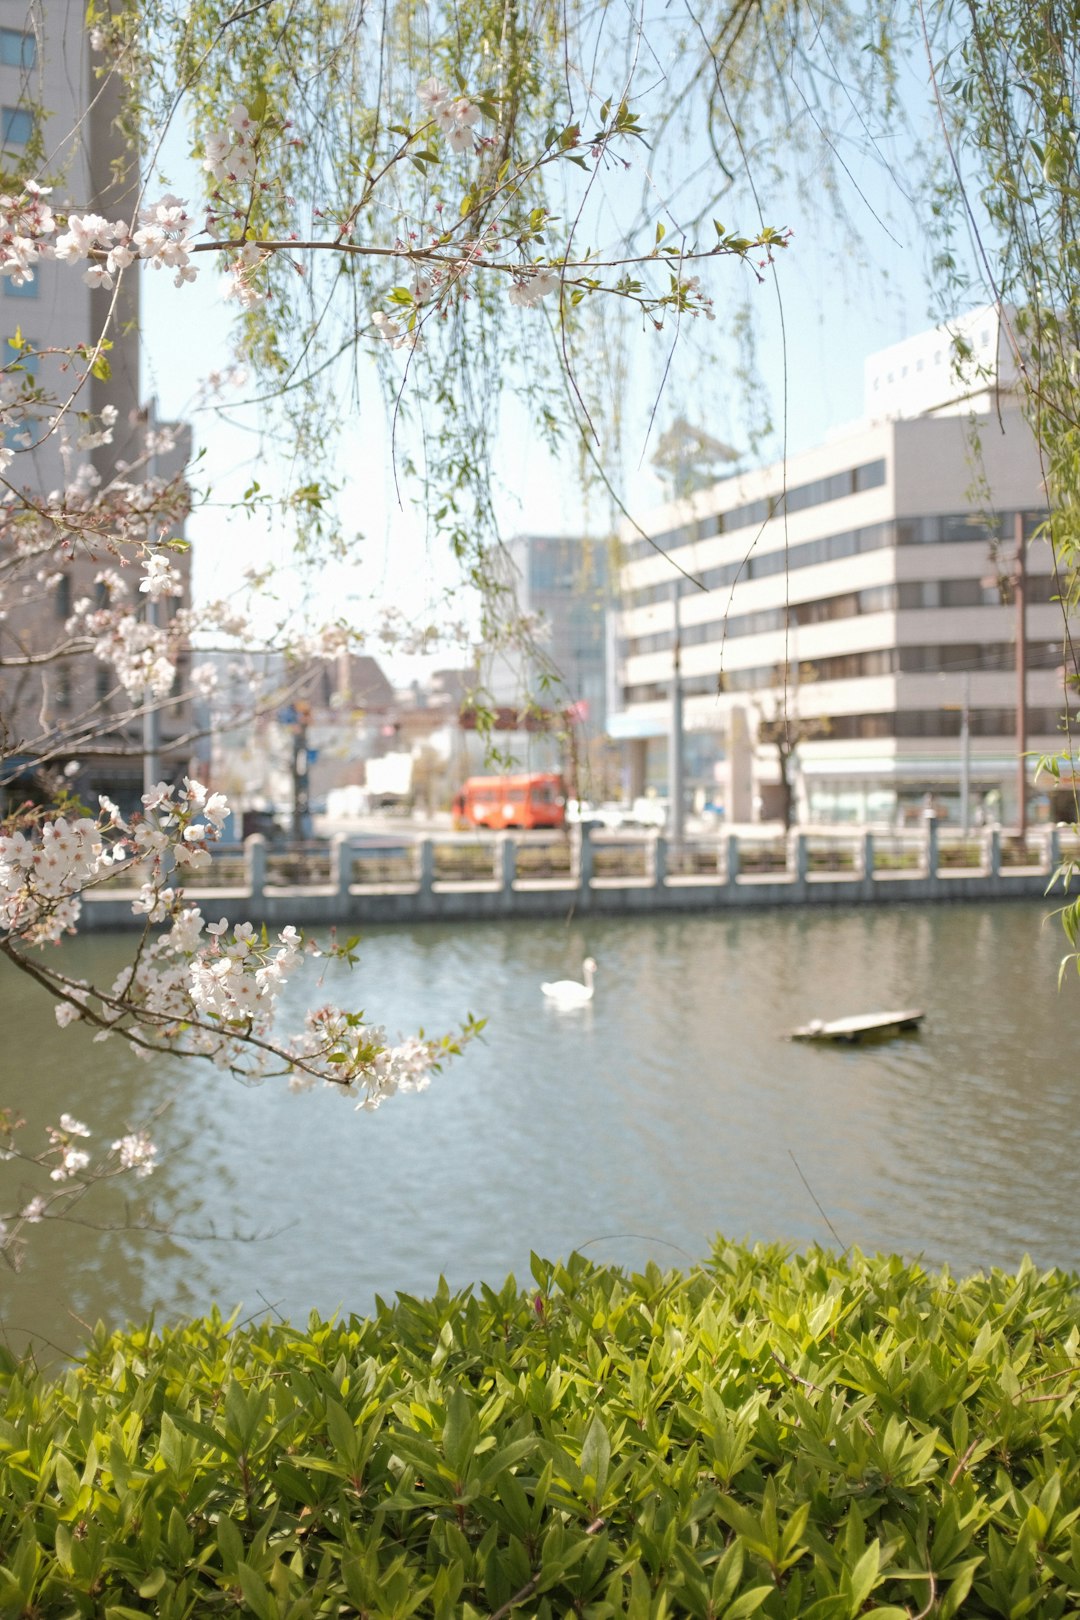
xmin=2 ymin=900 xmax=1078 ymax=1358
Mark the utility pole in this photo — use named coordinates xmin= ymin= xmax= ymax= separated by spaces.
xmin=142 ymin=399 xmax=161 ymax=798
xmin=1015 ymin=510 xmax=1028 ymax=842
xmin=960 ymin=669 xmax=971 ymax=836
xmin=669 ymin=580 xmax=685 ymax=851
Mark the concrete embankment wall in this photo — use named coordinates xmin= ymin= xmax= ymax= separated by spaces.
xmin=80 ymin=822 xmax=1069 ymax=930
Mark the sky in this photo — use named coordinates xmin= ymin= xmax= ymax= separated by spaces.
xmin=137 ymin=29 xmax=947 ymax=682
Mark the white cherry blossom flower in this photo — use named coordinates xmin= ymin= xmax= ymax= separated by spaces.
xmin=509 ymin=269 xmax=561 ymax=307
xmin=50 ymin=1147 xmax=90 ymax=1181
xmin=111 ymin=1131 xmax=157 ymax=1177
xmin=139 ymin=552 xmax=181 ymax=598
xmin=417 ymin=76 xmax=452 ymax=112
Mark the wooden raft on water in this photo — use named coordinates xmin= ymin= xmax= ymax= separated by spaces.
xmin=791 ymin=1009 xmax=925 ymax=1044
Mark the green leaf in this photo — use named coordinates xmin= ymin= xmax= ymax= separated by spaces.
xmin=580 ymin=1414 xmax=610 ymax=1498
xmin=442 ymin=1390 xmax=479 ymax=1476
xmin=845 ymin=1542 xmax=880 ymax=1614
xmin=137 ymin=1568 xmax=167 ymax=1599
xmin=724 ymin=1588 xmax=773 ymax=1619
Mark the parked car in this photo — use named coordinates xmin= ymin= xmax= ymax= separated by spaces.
xmin=625 ymin=796 xmax=669 ymax=829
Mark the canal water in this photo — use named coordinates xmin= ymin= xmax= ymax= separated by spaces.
xmin=2 ymin=901 xmax=1078 ymax=1358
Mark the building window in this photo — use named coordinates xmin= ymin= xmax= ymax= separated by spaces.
xmin=2 ymin=336 xmax=39 ymax=449
xmin=0 ymin=30 xmax=35 ymax=69
xmin=3 ymin=274 xmax=37 ymax=299
xmin=1 ymin=106 xmax=33 ymax=145
xmin=853 ymin=458 xmax=886 ymax=493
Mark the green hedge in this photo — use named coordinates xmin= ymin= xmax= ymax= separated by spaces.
xmin=2 ymin=1243 xmax=1080 ymax=1618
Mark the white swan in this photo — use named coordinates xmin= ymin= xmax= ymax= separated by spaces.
xmin=541 ymin=957 xmax=597 ymax=1008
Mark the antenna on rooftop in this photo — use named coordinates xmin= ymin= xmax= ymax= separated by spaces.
xmin=652 ymin=417 xmax=740 ymax=496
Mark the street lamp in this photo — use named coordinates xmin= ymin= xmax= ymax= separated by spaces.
xmin=669 ymin=580 xmax=685 ymax=850
xmin=981 ymin=510 xmax=1029 ymax=841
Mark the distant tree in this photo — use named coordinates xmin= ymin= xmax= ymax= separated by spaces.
xmin=754 ymin=664 xmax=829 ymax=830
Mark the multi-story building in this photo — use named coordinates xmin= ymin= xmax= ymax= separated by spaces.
xmin=609 ymin=308 xmax=1077 ymax=825
xmin=482 ymin=532 xmax=614 ymax=791
xmin=0 ymin=3 xmax=192 ymax=813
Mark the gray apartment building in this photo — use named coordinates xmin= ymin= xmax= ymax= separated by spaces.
xmin=0 ymin=0 xmax=192 ymax=813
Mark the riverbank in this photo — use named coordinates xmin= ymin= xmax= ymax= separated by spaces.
xmin=80 ymin=819 xmax=1073 ymax=929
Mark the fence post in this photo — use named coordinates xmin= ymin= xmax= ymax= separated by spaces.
xmin=924 ymin=814 xmax=939 ymax=881
xmin=861 ymin=829 xmax=875 ymax=884
xmin=416 ymin=836 xmax=435 ymax=902
xmin=577 ymin=824 xmax=594 ymax=894
xmin=1047 ymin=824 xmax=1062 ymax=875
xmin=331 ymin=834 xmax=351 ymax=903
xmin=726 ymin=831 xmax=740 ymax=886
xmin=652 ymin=831 xmax=667 ymax=888
xmin=790 ymin=829 xmax=808 ymax=890
xmin=497 ymin=834 xmax=516 ymax=893
xmin=244 ymin=833 xmax=267 ymax=901
xmin=987 ymin=825 xmax=1001 ymax=879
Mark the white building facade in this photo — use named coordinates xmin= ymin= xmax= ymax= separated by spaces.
xmin=610 ymin=311 xmax=1076 ymax=824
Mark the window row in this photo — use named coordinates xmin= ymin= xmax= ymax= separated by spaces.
xmin=624 ymin=509 xmax=1051 ymax=607
xmin=619 ymin=458 xmax=887 ymax=563
xmin=620 ymin=573 xmax=1064 ymax=658
xmin=55 ymin=576 xmax=186 ymax=619
xmin=616 ymin=693 xmax=1069 ymax=739
xmin=48 ymin=661 xmax=191 ymax=711
xmin=828 ymin=708 xmax=1068 ymax=740
xmin=621 ymin=642 xmax=1068 ymax=703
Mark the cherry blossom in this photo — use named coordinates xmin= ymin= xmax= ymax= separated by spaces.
xmin=417 ymin=78 xmax=481 ymax=153
xmin=111 ymin=1131 xmax=158 ymax=1177
xmin=509 ymin=269 xmax=560 ymax=307
xmin=139 ymin=552 xmax=182 ymax=598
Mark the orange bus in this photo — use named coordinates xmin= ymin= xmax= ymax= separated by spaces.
xmin=452 ymin=772 xmax=567 ymax=831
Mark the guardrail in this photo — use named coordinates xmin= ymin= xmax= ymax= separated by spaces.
xmin=78 ymin=818 xmax=1078 ymax=929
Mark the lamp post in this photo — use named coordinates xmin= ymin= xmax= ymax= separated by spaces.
xmin=960 ymin=669 xmax=972 ymax=836
xmin=981 ymin=511 xmax=1029 ymax=840
xmin=669 ymin=580 xmax=685 ymax=851
xmin=1014 ymin=510 xmax=1028 ymax=842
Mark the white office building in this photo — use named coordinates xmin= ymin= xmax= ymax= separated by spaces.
xmin=609 ymin=308 xmax=1077 ymax=825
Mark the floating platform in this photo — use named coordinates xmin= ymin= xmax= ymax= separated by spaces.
xmin=792 ymin=1009 xmax=925 ymax=1043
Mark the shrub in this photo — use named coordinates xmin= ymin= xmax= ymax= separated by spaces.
xmin=2 ymin=1242 xmax=1080 ymax=1617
